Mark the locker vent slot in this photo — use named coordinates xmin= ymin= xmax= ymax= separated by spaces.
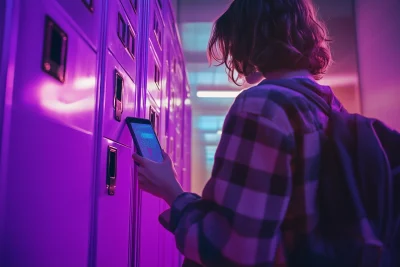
xmin=114 ymin=70 xmax=124 ymax=122
xmin=41 ymin=16 xmax=68 ymax=83
xmin=127 ymin=27 xmax=135 ymax=58
xmin=157 ymin=0 xmax=162 ymax=9
xmin=106 ymin=146 xmax=118 ymax=196
xmin=82 ymin=0 xmax=94 ymax=12
xmin=117 ymin=13 xmax=127 ymax=47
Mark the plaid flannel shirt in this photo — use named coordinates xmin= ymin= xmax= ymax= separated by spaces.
xmin=159 ymin=78 xmax=344 ymax=266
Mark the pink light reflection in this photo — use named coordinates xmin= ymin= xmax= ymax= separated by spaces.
xmin=39 ymin=76 xmax=96 ymax=114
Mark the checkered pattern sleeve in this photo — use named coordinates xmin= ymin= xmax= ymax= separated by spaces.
xmin=159 ymin=97 xmax=295 ymax=266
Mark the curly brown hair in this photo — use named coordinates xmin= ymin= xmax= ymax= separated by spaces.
xmin=207 ymin=0 xmax=332 ymax=85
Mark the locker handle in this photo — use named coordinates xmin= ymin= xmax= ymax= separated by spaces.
xmin=41 ymin=16 xmax=68 ymax=83
xmin=114 ymin=70 xmax=124 ymax=122
xmin=106 ymin=146 xmax=118 ymax=196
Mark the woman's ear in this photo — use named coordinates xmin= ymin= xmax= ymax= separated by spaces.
xmin=245 ymin=71 xmax=264 ymax=84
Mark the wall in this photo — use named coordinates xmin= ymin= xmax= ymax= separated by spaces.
xmin=355 ymin=0 xmax=400 ymax=129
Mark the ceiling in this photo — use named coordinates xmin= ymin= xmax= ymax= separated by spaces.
xmin=175 ymin=0 xmax=360 ymax=191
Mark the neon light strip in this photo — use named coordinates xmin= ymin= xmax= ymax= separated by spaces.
xmin=196 ymin=91 xmax=240 ymax=98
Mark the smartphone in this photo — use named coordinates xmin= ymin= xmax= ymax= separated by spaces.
xmin=125 ymin=117 xmax=164 ymax=163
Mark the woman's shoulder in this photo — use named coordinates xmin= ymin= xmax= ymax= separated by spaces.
xmin=235 ymin=83 xmax=309 ymax=116
xmin=232 ymin=83 xmax=315 ymax=134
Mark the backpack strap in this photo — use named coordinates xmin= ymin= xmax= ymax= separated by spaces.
xmin=259 ymin=78 xmax=332 ymax=115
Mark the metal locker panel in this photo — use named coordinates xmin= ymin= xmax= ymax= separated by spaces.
xmin=167 ymin=87 xmax=175 ymax=162
xmin=159 ymin=35 xmax=172 ymax=151
xmin=138 ymin=103 xmax=162 ymax=267
xmin=95 ymin=138 xmax=135 ymax=267
xmin=120 ymin=0 xmax=139 ymax=26
xmin=182 ymin=89 xmax=192 ymax=192
xmin=147 ymin=47 xmax=162 ymax=107
xmin=3 ymin=111 xmax=95 ymax=267
xmin=10 ymin=2 xmax=97 ymax=133
xmin=149 ymin=0 xmax=164 ymax=58
xmin=1 ymin=1 xmax=98 ymax=266
xmin=102 ymin=53 xmax=135 ymax=147
xmin=55 ymin=0 xmax=101 ymax=49
xmin=107 ymin=0 xmax=137 ymax=80
xmin=138 ymin=191 xmax=162 ymax=267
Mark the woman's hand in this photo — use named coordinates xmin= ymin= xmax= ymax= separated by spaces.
xmin=132 ymin=150 xmax=184 ymax=206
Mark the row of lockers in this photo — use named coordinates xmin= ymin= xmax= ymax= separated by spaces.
xmin=0 ymin=0 xmax=191 ymax=266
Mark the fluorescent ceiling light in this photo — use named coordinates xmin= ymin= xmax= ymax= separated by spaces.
xmin=196 ymin=91 xmax=240 ymax=98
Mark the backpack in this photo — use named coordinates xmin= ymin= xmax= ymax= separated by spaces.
xmin=262 ymin=78 xmax=400 ymax=267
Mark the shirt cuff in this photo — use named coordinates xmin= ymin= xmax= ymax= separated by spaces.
xmin=158 ymin=192 xmax=201 ymax=232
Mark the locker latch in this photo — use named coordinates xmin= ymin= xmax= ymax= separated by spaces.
xmin=114 ymin=70 xmax=124 ymax=122
xmin=106 ymin=146 xmax=117 ymax=196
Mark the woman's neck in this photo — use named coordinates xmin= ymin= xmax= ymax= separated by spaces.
xmin=264 ymin=69 xmax=313 ymax=80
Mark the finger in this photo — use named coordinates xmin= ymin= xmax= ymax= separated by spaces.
xmin=139 ymin=183 xmax=154 ymax=194
xmin=137 ymin=174 xmax=148 ymax=185
xmin=132 ymin=153 xmax=148 ymax=166
xmin=161 ymin=150 xmax=172 ymax=163
xmin=137 ymin=167 xmax=150 ymax=179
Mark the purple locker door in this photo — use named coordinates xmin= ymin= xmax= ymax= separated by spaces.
xmin=54 ymin=0 xmax=101 ymax=49
xmin=95 ymin=1 xmax=139 ymax=265
xmin=107 ymin=0 xmax=137 ymax=83
xmin=95 ymin=138 xmax=135 ymax=267
xmin=1 ymin=0 xmax=98 ymax=266
xmin=0 ymin=0 xmax=10 ymax=252
xmin=183 ymin=88 xmax=192 ymax=192
xmin=148 ymin=47 xmax=163 ymax=107
xmin=138 ymin=103 xmax=162 ymax=267
xmin=0 ymin=0 xmax=5 ymax=58
xmin=159 ymin=36 xmax=179 ymax=267
xmin=101 ymin=53 xmax=136 ymax=147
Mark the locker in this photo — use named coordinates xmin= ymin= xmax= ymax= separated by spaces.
xmin=102 ymin=54 xmax=136 ymax=147
xmin=55 ymin=0 xmax=102 ymax=49
xmin=150 ymin=0 xmax=164 ymax=57
xmin=182 ymin=86 xmax=192 ymax=192
xmin=157 ymin=17 xmax=185 ymax=265
xmin=0 ymin=0 xmax=192 ymax=266
xmin=120 ymin=0 xmax=139 ymax=24
xmin=107 ymin=0 xmax=137 ymax=80
xmin=95 ymin=139 xmax=135 ymax=267
xmin=147 ymin=46 xmax=163 ymax=106
xmin=138 ymin=102 xmax=163 ymax=267
xmin=9 ymin=3 xmax=97 ymax=129
xmin=0 ymin=1 xmax=98 ymax=266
